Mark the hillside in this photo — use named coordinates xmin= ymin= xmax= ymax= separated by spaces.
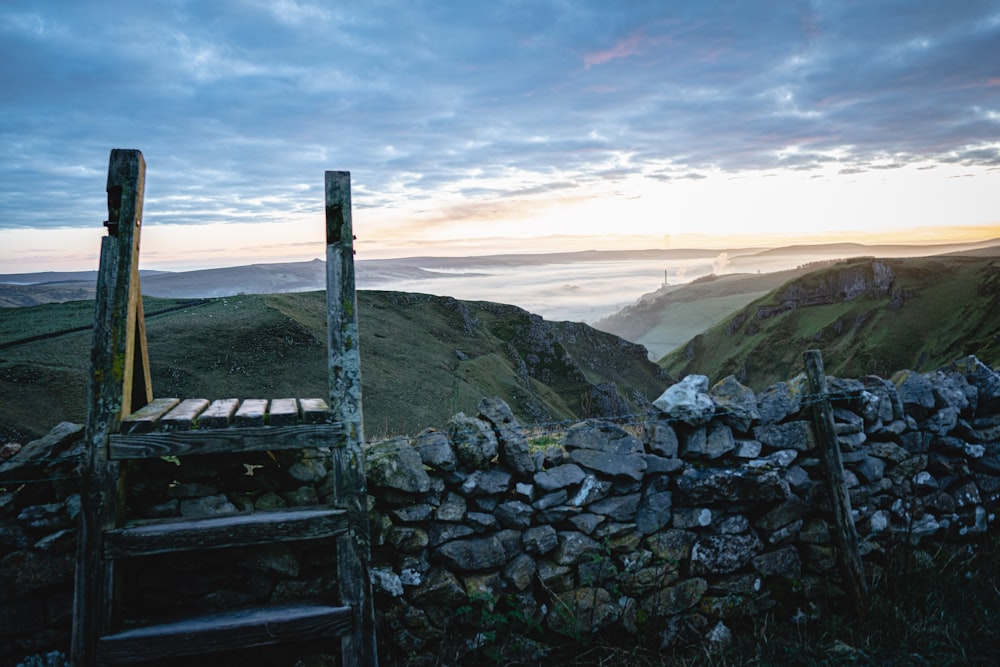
xmin=0 ymin=291 xmax=669 ymax=444
xmin=593 ymin=265 xmax=829 ymax=359
xmin=660 ymin=255 xmax=1000 ymax=388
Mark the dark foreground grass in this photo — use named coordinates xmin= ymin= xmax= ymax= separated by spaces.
xmin=442 ymin=534 xmax=1000 ymax=667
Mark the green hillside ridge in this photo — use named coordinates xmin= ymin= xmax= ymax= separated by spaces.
xmin=0 ymin=291 xmax=669 ymax=444
xmin=659 ymin=255 xmax=1000 ymax=388
xmin=593 ymin=265 xmax=828 ymax=359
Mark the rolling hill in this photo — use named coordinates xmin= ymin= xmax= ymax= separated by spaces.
xmin=659 ymin=254 xmax=1000 ymax=388
xmin=0 ymin=291 xmax=670 ymax=444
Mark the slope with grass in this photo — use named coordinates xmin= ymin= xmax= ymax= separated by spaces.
xmin=660 ymin=255 xmax=1000 ymax=388
xmin=0 ymin=290 xmax=669 ymax=443
xmin=593 ymin=266 xmax=827 ymax=359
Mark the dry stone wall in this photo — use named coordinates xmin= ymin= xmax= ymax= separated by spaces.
xmin=1 ymin=355 xmax=999 ymax=665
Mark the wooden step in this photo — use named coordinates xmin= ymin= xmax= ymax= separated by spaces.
xmin=119 ymin=398 xmax=330 ymax=434
xmin=103 ymin=506 xmax=348 ymax=558
xmin=109 ymin=422 xmax=344 ymax=459
xmin=97 ymin=601 xmax=353 ymax=664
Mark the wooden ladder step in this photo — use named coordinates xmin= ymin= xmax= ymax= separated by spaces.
xmin=96 ymin=601 xmax=353 ymax=664
xmin=109 ymin=423 xmax=344 ymax=459
xmin=103 ymin=506 xmax=349 ymax=559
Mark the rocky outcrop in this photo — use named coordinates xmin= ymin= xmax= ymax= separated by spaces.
xmin=2 ymin=357 xmax=1000 ymax=665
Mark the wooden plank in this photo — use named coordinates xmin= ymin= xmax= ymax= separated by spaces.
xmin=300 ymin=397 xmax=329 ymax=424
xmin=160 ymin=398 xmax=210 ymax=431
xmin=326 ymin=170 xmax=378 ymax=667
xmin=198 ymin=398 xmax=240 ymax=429
xmin=269 ymin=398 xmax=299 ymax=426
xmin=97 ymin=602 xmax=353 ymax=664
xmin=804 ymin=349 xmax=868 ymax=616
xmin=235 ymin=398 xmax=268 ymax=427
xmin=120 ymin=398 xmax=181 ymax=434
xmin=103 ymin=507 xmax=348 ymax=558
xmin=109 ymin=423 xmax=344 ymax=460
xmin=74 ymin=148 xmax=147 ymax=667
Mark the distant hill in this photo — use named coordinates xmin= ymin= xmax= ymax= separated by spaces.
xmin=659 ymin=255 xmax=1000 ymax=388
xmin=0 ymin=291 xmax=670 ymax=444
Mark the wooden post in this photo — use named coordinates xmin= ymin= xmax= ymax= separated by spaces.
xmin=325 ymin=171 xmax=378 ymax=667
xmin=72 ymin=149 xmax=151 ymax=666
xmin=804 ymin=349 xmax=869 ymax=615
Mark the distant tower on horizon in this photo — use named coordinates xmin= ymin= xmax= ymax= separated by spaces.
xmin=662 ymin=269 xmax=669 ymax=287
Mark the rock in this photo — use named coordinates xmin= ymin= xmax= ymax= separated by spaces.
xmin=568 ymin=443 xmax=646 ymax=481
xmin=674 ymin=467 xmax=789 ymax=505
xmin=547 ymin=587 xmax=619 ymax=635
xmin=646 ymin=529 xmax=697 ymax=564
xmin=756 ymin=379 xmax=805 ymax=424
xmin=672 ymin=507 xmax=713 ymax=529
xmin=503 ymin=553 xmax=536 ymax=591
xmin=388 ymin=526 xmax=430 ymax=552
xmin=534 ymin=463 xmax=586 ymax=491
xmin=413 ymin=428 xmax=457 ymax=471
xmin=447 ymin=413 xmax=499 ymax=470
xmin=640 ymin=578 xmax=708 ymax=616
xmin=552 ymin=531 xmax=601 ymax=566
xmin=495 ymin=500 xmax=533 ymax=529
xmin=0 ymin=422 xmax=83 ymax=474
xmin=645 ymin=420 xmax=679 ymax=457
xmin=371 ymin=566 xmax=405 ymax=597
xmin=756 ymin=498 xmax=809 ymax=532
xmin=410 ymin=567 xmax=467 ymax=606
xmin=461 ymin=468 xmax=512 ymax=496
xmin=588 ymin=493 xmax=641 ymax=522
xmin=652 ymin=375 xmax=715 ymax=425
xmin=435 ymin=492 xmax=467 ymax=521
xmin=478 ymin=397 xmax=535 ymax=477
xmin=365 ymin=436 xmax=431 ymax=493
xmin=682 ymin=422 xmax=736 ymax=460
xmin=924 ymin=407 xmax=959 ymax=436
xmin=179 ymin=494 xmax=238 ymax=518
xmin=948 ymin=355 xmax=1000 ymax=415
xmin=636 ymin=491 xmax=673 ymax=535
xmin=570 ymin=475 xmax=612 ymax=506
xmin=710 ymin=376 xmax=760 ymax=432
xmin=436 ymin=535 xmax=507 ymax=571
xmin=752 ymin=546 xmax=801 ymax=577
xmin=0 ymin=550 xmax=74 ymax=597
xmin=524 ymin=525 xmax=558 ymax=555
xmin=855 ymin=456 xmax=886 ymax=483
xmin=690 ymin=533 xmax=763 ymax=574
xmin=244 ymin=544 xmax=299 ymax=577
xmin=735 ymin=440 xmax=763 ymax=459
xmin=536 ymin=559 xmax=575 ymax=592
xmin=753 ymin=421 xmax=816 ymax=452
xmin=892 ymin=370 xmax=937 ymax=420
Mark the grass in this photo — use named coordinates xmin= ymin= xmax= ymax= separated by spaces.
xmin=660 ymin=256 xmax=1000 ymax=389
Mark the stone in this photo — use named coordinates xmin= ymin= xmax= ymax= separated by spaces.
xmin=536 ymin=559 xmax=575 ymax=592
xmin=564 ymin=422 xmax=647 ymax=480
xmin=646 ymin=529 xmax=697 ymax=564
xmin=504 ymin=552 xmax=536 ymax=591
xmin=645 ymin=420 xmax=679 ymax=457
xmin=948 ymin=355 xmax=1000 ymax=415
xmin=435 ymin=492 xmax=467 ymax=521
xmin=461 ymin=468 xmax=512 ymax=496
xmin=0 ymin=421 xmax=83 ymax=474
xmin=682 ymin=422 xmax=736 ymax=459
xmin=870 ymin=441 xmax=909 ymax=462
xmin=568 ymin=513 xmax=604 ymax=535
xmin=674 ymin=467 xmax=789 ymax=505
xmin=753 ymin=546 xmax=801 ymax=577
xmin=391 ymin=504 xmax=433 ymax=523
xmin=436 ymin=535 xmax=507 ymax=571
xmin=892 ymin=370 xmax=937 ymax=420
xmin=552 ymin=531 xmax=601 ymax=566
xmin=410 ymin=567 xmax=467 ymax=606
xmin=179 ymin=494 xmax=238 ymax=518
xmin=478 ymin=397 xmax=536 ymax=477
xmin=924 ymin=407 xmax=959 ymax=436
xmin=652 ymin=375 xmax=715 ymax=425
xmin=672 ymin=507 xmax=713 ymax=528
xmin=533 ymin=489 xmax=569 ymax=511
xmin=447 ymin=412 xmax=499 ymax=470
xmin=413 ymin=428 xmax=457 ymax=471
xmin=588 ymin=493 xmax=641 ymax=522
xmin=645 ymin=453 xmax=685 ymax=474
xmin=756 ymin=379 xmax=805 ymax=424
xmin=753 ymin=420 xmax=816 ymax=452
xmin=245 ymin=544 xmax=299 ymax=577
xmin=569 ymin=447 xmax=646 ymax=481
xmin=524 ymin=525 xmax=558 ymax=555
xmin=547 ymin=587 xmax=619 ymax=635
xmin=371 ymin=567 xmax=405 ymax=597
xmin=387 ymin=526 xmax=430 ymax=552
xmin=636 ymin=491 xmax=673 ymax=535
xmin=288 ymin=457 xmax=327 ymax=483
xmin=495 ymin=500 xmax=533 ymax=529
xmin=690 ymin=533 xmax=763 ymax=575
xmin=710 ymin=375 xmax=760 ymax=432
xmin=533 ymin=463 xmax=586 ymax=491
xmin=735 ymin=440 xmax=763 ymax=459
xmin=640 ymin=578 xmax=708 ymax=616
xmin=365 ymin=436 xmax=431 ymax=493
xmin=756 ymin=498 xmax=809 ymax=532
xmin=0 ymin=550 xmax=74 ymax=597
xmin=467 ymin=511 xmax=498 ymax=530
xmin=570 ymin=475 xmax=612 ymax=506
xmin=855 ymin=456 xmax=886 ymax=483
xmin=746 ymin=449 xmax=798 ymax=469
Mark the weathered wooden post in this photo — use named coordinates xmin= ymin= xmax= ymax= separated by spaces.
xmin=803 ymin=349 xmax=869 ymax=616
xmin=326 ymin=171 xmax=378 ymax=667
xmin=73 ymin=149 xmax=152 ymax=666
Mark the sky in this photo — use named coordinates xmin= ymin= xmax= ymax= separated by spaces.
xmin=1 ymin=0 xmax=999 ymax=273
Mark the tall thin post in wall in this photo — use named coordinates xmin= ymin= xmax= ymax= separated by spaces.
xmin=325 ymin=171 xmax=378 ymax=667
xmin=804 ymin=349 xmax=869 ymax=616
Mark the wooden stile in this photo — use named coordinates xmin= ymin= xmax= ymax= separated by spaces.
xmin=72 ymin=153 xmax=377 ymax=666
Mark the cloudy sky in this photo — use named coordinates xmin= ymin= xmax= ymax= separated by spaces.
xmin=2 ymin=1 xmax=999 ymax=272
